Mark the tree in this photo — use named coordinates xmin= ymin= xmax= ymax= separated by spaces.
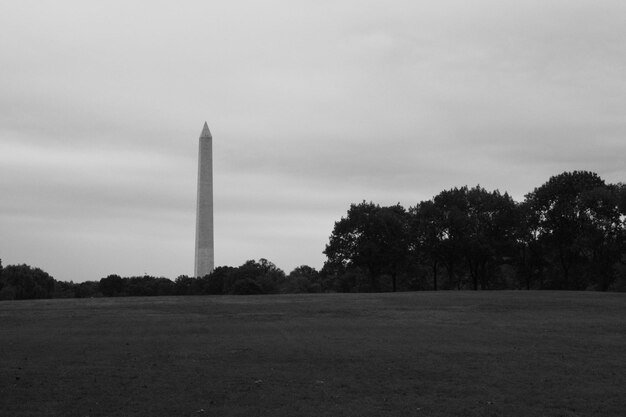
xmin=99 ymin=274 xmax=123 ymax=297
xmin=577 ymin=184 xmax=625 ymax=290
xmin=175 ymin=275 xmax=199 ymax=295
xmin=285 ymin=265 xmax=322 ymax=293
xmin=463 ymin=186 xmax=519 ymax=290
xmin=523 ymin=171 xmax=624 ymax=290
xmin=324 ymin=202 xmax=410 ymax=292
xmin=74 ymin=281 xmax=100 ymax=298
xmin=0 ymin=264 xmax=55 ymax=300
xmin=223 ymin=259 xmax=286 ymax=294
xmin=514 ymin=201 xmax=548 ymax=289
xmin=410 ymin=186 xmax=519 ymax=290
xmin=202 ymin=266 xmax=235 ymax=294
xmin=409 ymin=201 xmax=446 ymax=290
xmin=428 ymin=187 xmax=471 ymax=289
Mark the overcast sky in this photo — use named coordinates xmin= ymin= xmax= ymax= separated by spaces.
xmin=1 ymin=1 xmax=625 ymax=282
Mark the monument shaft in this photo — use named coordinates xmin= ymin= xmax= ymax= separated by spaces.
xmin=194 ymin=122 xmax=214 ymax=277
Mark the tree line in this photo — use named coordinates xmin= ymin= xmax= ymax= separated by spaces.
xmin=0 ymin=259 xmax=324 ymax=300
xmin=323 ymin=171 xmax=626 ymax=292
xmin=1 ymin=171 xmax=625 ymax=301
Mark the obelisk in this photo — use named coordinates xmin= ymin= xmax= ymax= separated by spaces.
xmin=194 ymin=122 xmax=214 ymax=277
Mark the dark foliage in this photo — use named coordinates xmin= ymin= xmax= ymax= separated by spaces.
xmin=0 ymin=259 xmax=323 ymax=300
xmin=324 ymin=202 xmax=410 ymax=291
xmin=323 ymin=171 xmax=626 ymax=292
xmin=0 ymin=264 xmax=55 ymax=300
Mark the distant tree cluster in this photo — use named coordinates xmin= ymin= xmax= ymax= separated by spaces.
xmin=323 ymin=171 xmax=626 ymax=292
xmin=96 ymin=259 xmax=323 ymax=297
xmin=0 ymin=258 xmax=325 ymax=300
xmin=0 ymin=262 xmax=56 ymax=300
xmin=2 ymin=171 xmax=625 ymax=301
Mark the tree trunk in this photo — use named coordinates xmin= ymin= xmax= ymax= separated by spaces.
xmin=468 ymin=259 xmax=478 ymax=290
xmin=522 ymin=246 xmax=531 ymax=290
xmin=558 ymin=246 xmax=570 ymax=290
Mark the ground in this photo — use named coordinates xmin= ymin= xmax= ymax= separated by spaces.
xmin=1 ymin=291 xmax=625 ymax=417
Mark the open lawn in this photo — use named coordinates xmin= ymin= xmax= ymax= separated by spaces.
xmin=1 ymin=291 xmax=625 ymax=416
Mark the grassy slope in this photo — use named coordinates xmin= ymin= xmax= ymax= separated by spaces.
xmin=1 ymin=292 xmax=625 ymax=417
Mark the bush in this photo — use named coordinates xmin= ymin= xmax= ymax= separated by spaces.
xmin=231 ymin=278 xmax=263 ymax=295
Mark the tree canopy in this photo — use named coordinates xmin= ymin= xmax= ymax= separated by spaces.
xmin=323 ymin=171 xmax=626 ymax=292
xmin=324 ymin=202 xmax=410 ymax=291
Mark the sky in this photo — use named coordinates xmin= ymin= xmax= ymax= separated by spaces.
xmin=1 ymin=1 xmax=625 ymax=282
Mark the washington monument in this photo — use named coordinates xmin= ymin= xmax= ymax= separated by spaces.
xmin=194 ymin=121 xmax=214 ymax=277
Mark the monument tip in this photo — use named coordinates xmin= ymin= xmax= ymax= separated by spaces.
xmin=200 ymin=121 xmax=212 ymax=138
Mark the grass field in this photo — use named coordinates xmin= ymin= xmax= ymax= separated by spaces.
xmin=1 ymin=292 xmax=625 ymax=417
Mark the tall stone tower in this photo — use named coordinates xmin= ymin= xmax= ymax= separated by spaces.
xmin=194 ymin=121 xmax=214 ymax=277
